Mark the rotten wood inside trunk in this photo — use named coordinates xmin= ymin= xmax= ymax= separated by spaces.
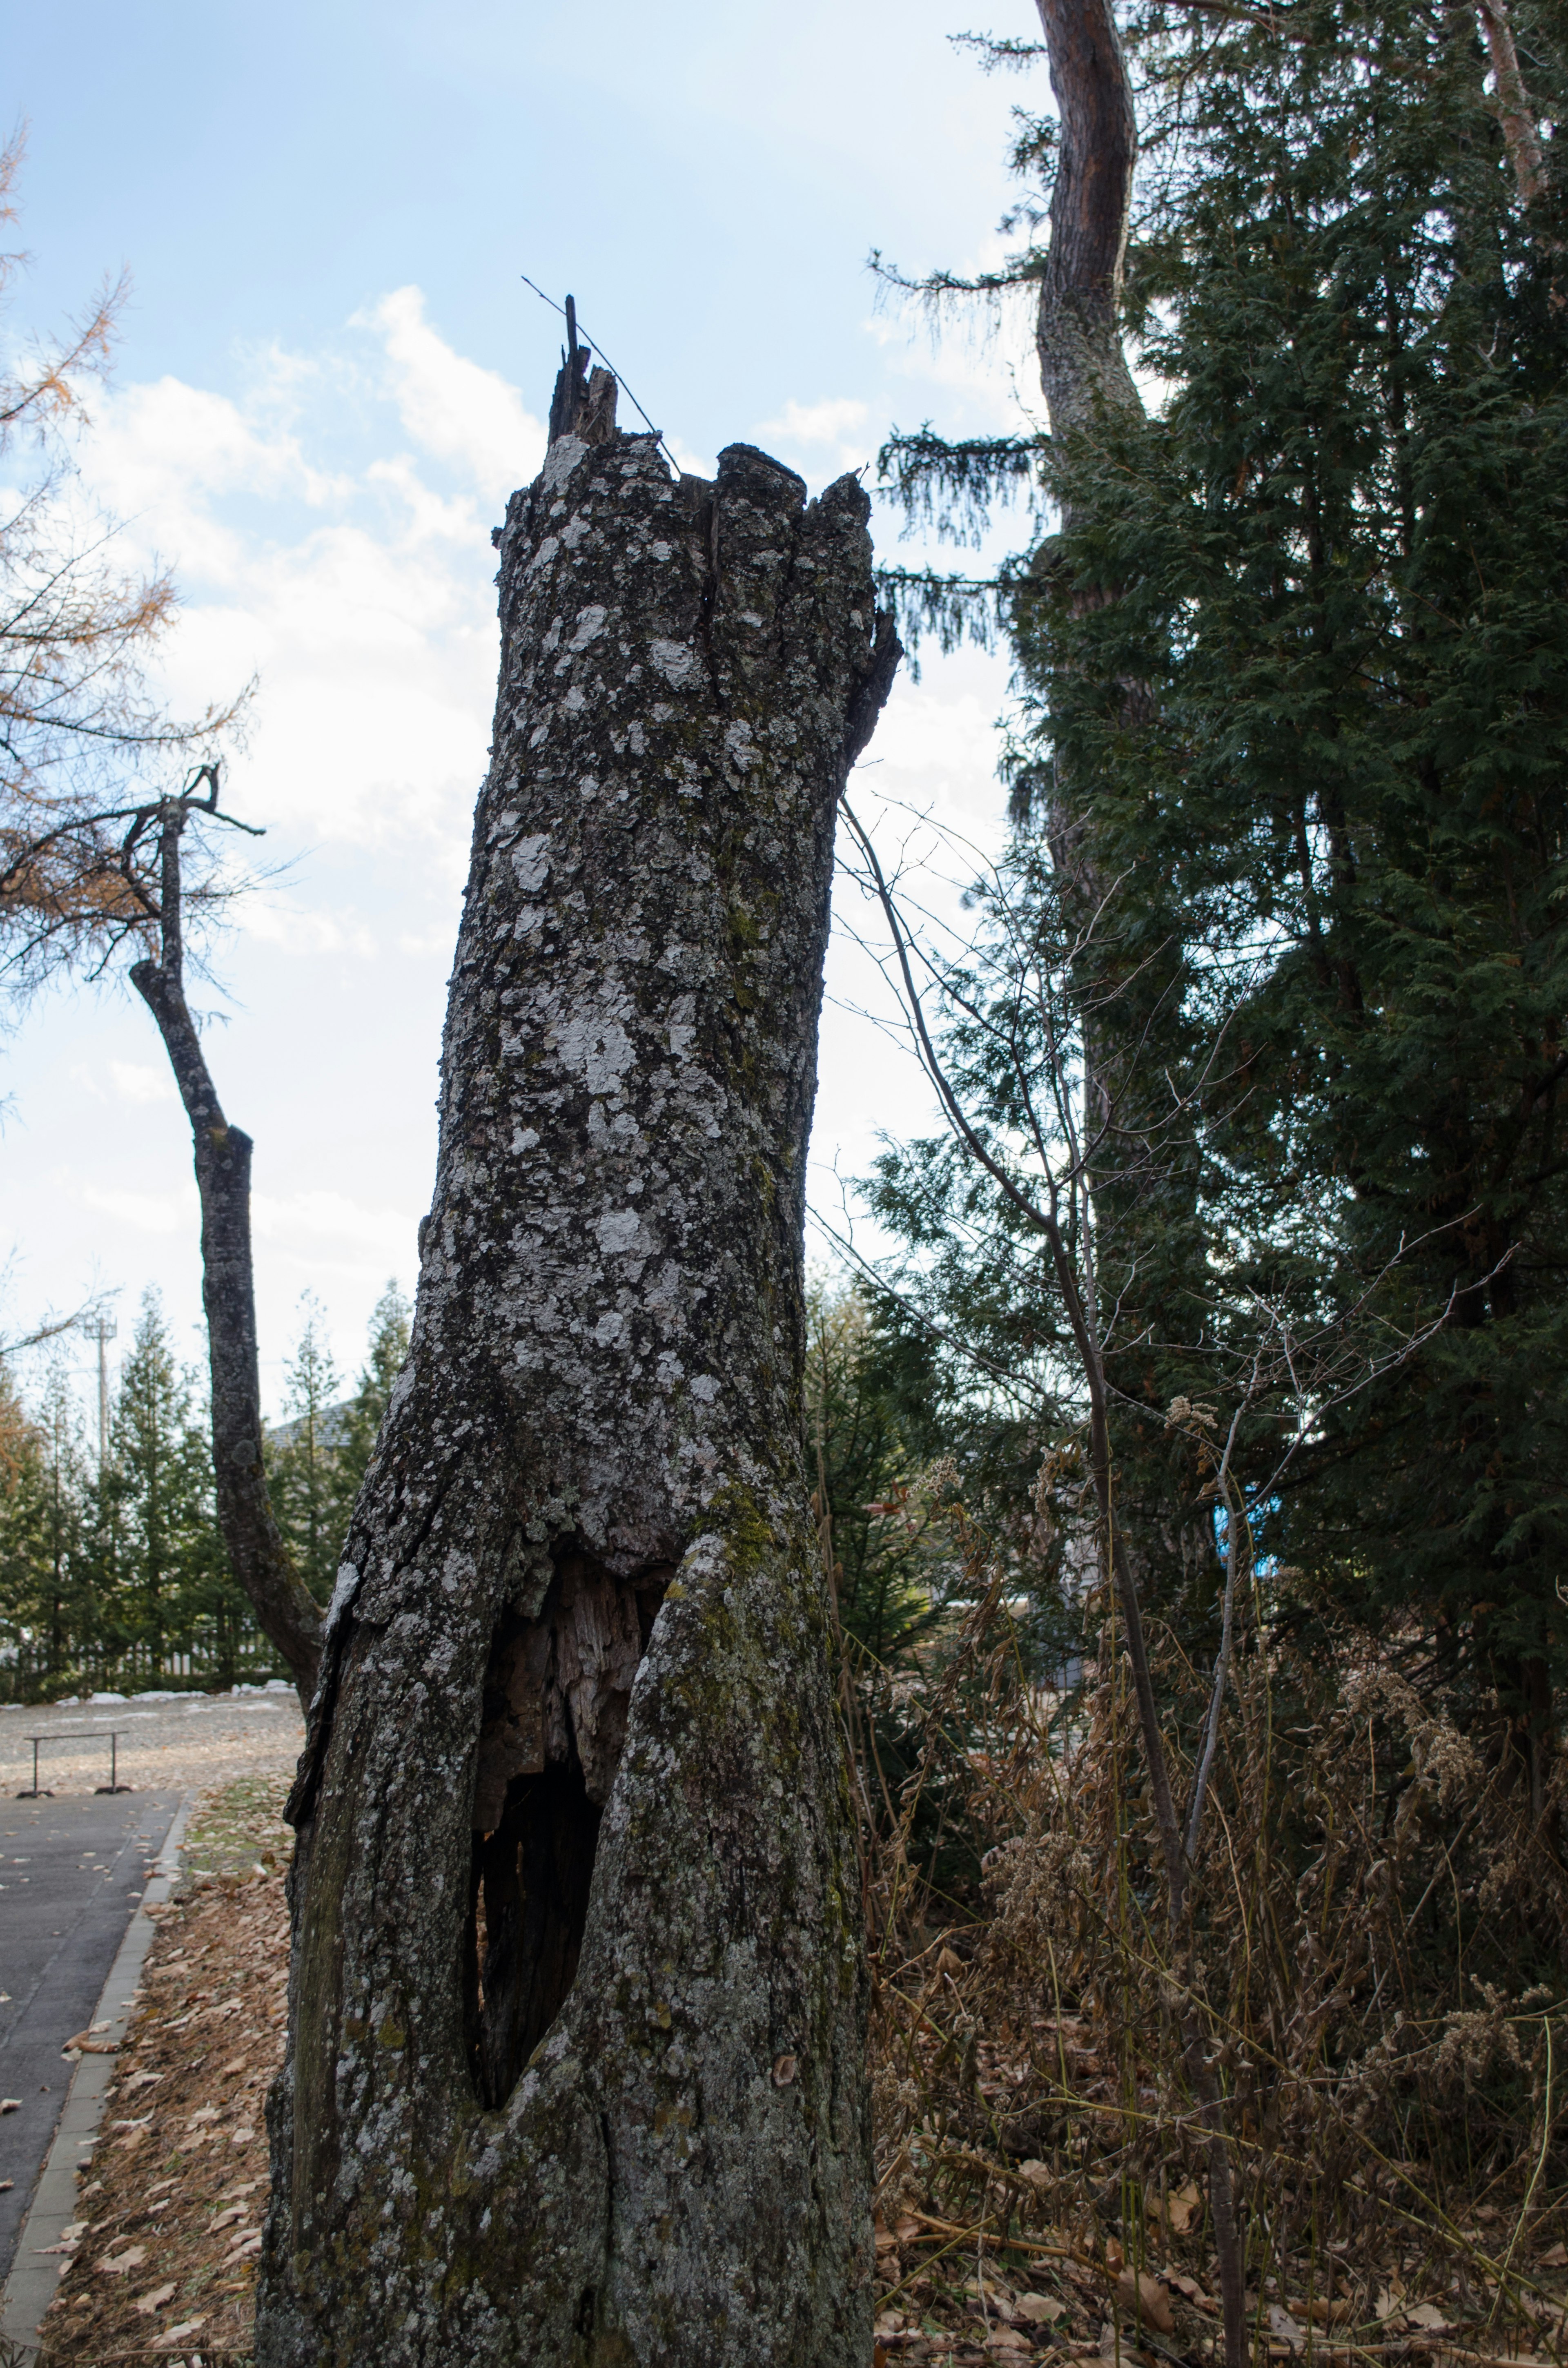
xmin=465 ymin=1552 xmax=669 ymax=2107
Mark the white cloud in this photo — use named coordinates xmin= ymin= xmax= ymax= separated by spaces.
xmin=355 ymin=285 xmax=547 ymax=507
xmin=751 ymin=396 xmax=873 ymax=484
xmin=79 ymin=1180 xmax=197 ymax=1235
xmin=109 ymin=1061 xmax=177 ymax=1105
xmin=252 ymin=1189 xmax=416 ymax=1265
xmin=757 ymin=396 xmax=869 ymax=448
xmin=238 ymin=901 xmax=378 ymax=958
xmin=664 ymin=434 xmax=717 ymax=481
xmin=75 ymin=294 xmax=515 ymax=849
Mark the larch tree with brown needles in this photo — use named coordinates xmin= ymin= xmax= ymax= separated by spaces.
xmin=0 ymin=138 xmax=323 ymax=1701
xmin=0 ymin=136 xmax=243 ymax=986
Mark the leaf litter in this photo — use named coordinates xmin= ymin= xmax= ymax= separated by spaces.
xmin=35 ymin=1775 xmax=289 ymax=2366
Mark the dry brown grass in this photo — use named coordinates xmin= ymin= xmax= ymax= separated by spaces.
xmin=858 ymin=1510 xmax=1568 ymax=2368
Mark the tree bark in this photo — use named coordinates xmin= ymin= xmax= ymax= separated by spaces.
xmin=1035 ymin=0 xmax=1141 ymax=444
xmin=1031 ymin=10 xmax=1247 ymax=2366
xmin=255 ymin=393 xmax=899 ymax=2366
xmin=131 ymin=815 xmax=324 ymax=1707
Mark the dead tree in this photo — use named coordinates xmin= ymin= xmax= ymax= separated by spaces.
xmin=255 ymin=358 xmax=899 ymax=2366
xmin=130 ymin=785 xmax=324 ymax=1705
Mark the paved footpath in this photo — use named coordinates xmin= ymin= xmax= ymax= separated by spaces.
xmin=0 ymin=1789 xmax=181 ymax=2283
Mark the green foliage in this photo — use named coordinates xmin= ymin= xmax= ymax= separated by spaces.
xmin=805 ymin=1278 xmax=947 ymax=1666
xmin=872 ymin=0 xmax=1568 ymax=1743
xmin=1032 ymin=0 xmax=1568 ymax=1720
xmin=338 ymin=1276 xmax=412 ymax=1489
xmin=87 ymin=1289 xmax=247 ymax=1677
xmin=0 ymin=1353 xmax=91 ymax=1688
xmin=267 ymin=1292 xmax=345 ymax=1602
xmin=0 ymin=1280 xmax=411 ymax=1695
xmin=265 ymin=1277 xmax=411 ymax=1603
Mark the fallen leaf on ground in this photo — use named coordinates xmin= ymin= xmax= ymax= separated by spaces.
xmin=1303 ymin=2297 xmax=1356 ymax=2325
xmin=1018 ymin=2294 xmax=1067 ymax=2324
xmin=97 ymin=2245 xmax=147 ymax=2275
xmin=1148 ymin=2181 xmax=1201 ymax=2236
xmin=134 ymin=2283 xmax=178 ymax=2314
xmin=1406 ymin=2304 xmax=1450 ymax=2332
xmin=1116 ymin=2272 xmax=1174 ymax=2335
xmin=152 ymin=2317 xmax=205 ymax=2348
xmin=209 ymin=2206 xmax=246 ymax=2232
xmin=1018 ymin=2159 xmax=1052 ymax=2193
xmin=1269 ymin=2302 xmax=1307 ymax=2353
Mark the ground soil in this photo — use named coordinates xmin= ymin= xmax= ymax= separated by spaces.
xmin=0 ymin=1694 xmax=304 ymax=1804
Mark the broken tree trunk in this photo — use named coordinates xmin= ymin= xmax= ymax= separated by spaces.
xmin=131 ymin=798 xmax=324 ymax=1708
xmin=254 ymin=378 xmax=899 ymax=2367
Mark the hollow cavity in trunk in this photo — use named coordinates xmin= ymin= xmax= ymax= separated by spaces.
xmin=463 ymin=1549 xmax=667 ymax=2108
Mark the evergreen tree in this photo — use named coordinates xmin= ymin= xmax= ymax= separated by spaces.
xmin=268 ymin=1292 xmax=344 ymax=1603
xmin=805 ymin=1279 xmax=947 ymax=1666
xmin=0 ymin=1358 xmax=85 ymax=1691
xmin=267 ymin=1280 xmax=411 ymax=1603
xmin=874 ymin=0 xmax=1568 ymax=1773
xmin=333 ymin=1278 xmax=411 ymax=1514
xmin=93 ymin=1289 xmax=234 ymax=1676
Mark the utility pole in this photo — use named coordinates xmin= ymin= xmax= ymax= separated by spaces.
xmin=81 ymin=1312 xmax=116 ymax=1470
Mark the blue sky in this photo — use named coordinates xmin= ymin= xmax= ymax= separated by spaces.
xmin=4 ymin=0 xmax=1044 ymax=1413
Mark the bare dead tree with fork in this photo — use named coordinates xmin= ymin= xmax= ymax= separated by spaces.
xmin=125 ymin=772 xmax=324 ymax=1703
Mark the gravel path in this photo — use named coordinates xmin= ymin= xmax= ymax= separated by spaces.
xmin=0 ymin=1690 xmax=305 ymax=1801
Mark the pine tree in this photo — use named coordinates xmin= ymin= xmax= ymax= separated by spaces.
xmin=333 ymin=1277 xmax=410 ymax=1512
xmin=266 ymin=1281 xmax=412 ymax=1604
xmin=872 ymin=0 xmax=1568 ymax=1787
xmin=0 ymin=1360 xmax=82 ymax=1692
xmin=96 ymin=1289 xmax=234 ymax=1677
xmin=267 ymin=1293 xmax=345 ymax=1603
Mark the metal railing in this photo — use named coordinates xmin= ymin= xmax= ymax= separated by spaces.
xmin=17 ymin=1725 xmax=131 ymax=1797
